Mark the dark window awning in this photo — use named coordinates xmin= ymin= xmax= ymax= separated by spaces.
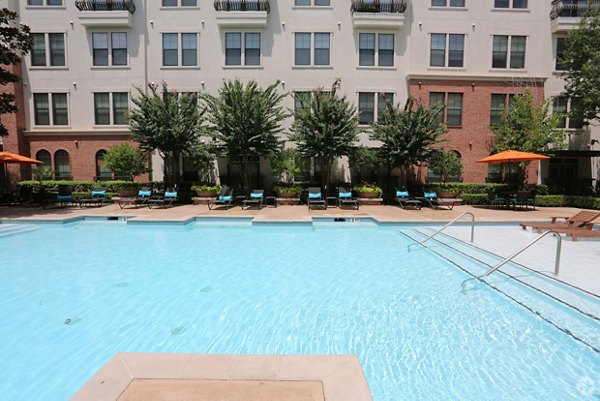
xmin=545 ymin=150 xmax=600 ymax=158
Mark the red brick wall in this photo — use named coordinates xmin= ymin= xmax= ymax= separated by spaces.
xmin=408 ymin=79 xmax=544 ymax=184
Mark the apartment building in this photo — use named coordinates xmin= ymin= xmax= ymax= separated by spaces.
xmin=1 ymin=0 xmax=599 ymax=193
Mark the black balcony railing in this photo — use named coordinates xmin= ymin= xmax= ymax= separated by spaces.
xmin=351 ymin=0 xmax=407 ymax=14
xmin=213 ymin=0 xmax=270 ymax=12
xmin=75 ymin=0 xmax=136 ymax=14
xmin=551 ymin=0 xmax=600 ymax=20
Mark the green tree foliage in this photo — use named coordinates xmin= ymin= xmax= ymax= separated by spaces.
xmin=428 ymin=149 xmax=463 ymax=185
xmin=348 ymin=146 xmax=380 ymax=182
xmin=370 ymin=98 xmax=446 ymax=188
xmin=188 ymin=142 xmax=217 ymax=183
xmin=270 ymin=148 xmax=302 ymax=183
xmin=129 ymin=84 xmax=205 ymax=187
xmin=201 ymin=79 xmax=288 ymax=193
xmin=103 ymin=143 xmax=146 ymax=180
xmin=490 ymin=91 xmax=563 ymax=153
xmin=563 ymin=4 xmax=600 ymax=121
xmin=0 ymin=8 xmax=32 ymax=137
xmin=290 ymin=82 xmax=360 ymax=195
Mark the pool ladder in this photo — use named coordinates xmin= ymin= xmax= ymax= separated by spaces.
xmin=480 ymin=230 xmax=562 ymax=278
xmin=408 ymin=212 xmax=475 ymax=251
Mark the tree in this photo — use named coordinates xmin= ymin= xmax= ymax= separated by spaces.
xmin=428 ymin=149 xmax=463 ymax=185
xmin=129 ymin=83 xmax=205 ymax=187
xmin=290 ymin=82 xmax=360 ymax=195
xmin=370 ymin=98 xmax=446 ymax=190
xmin=562 ymin=4 xmax=600 ymax=122
xmin=201 ymin=79 xmax=288 ymax=193
xmin=0 ymin=8 xmax=32 ymax=137
xmin=348 ymin=146 xmax=380 ymax=182
xmin=103 ymin=143 xmax=146 ymax=180
xmin=270 ymin=148 xmax=302 ymax=184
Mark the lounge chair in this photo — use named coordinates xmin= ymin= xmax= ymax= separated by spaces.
xmin=486 ymin=190 xmax=509 ymax=209
xmin=416 ymin=191 xmax=456 ymax=210
xmin=307 ymin=187 xmax=326 ymax=210
xmin=208 ymin=186 xmax=234 ymax=210
xmin=511 ymin=191 xmax=534 ymax=211
xmin=241 ymin=189 xmax=264 ymax=210
xmin=395 ymin=189 xmax=421 ymax=210
xmin=147 ymin=189 xmax=178 ymax=209
xmin=520 ymin=210 xmax=600 ymax=232
xmin=558 ymin=228 xmax=600 ymax=241
xmin=56 ymin=185 xmax=74 ymax=207
xmin=116 ymin=187 xmax=152 ymax=209
xmin=79 ymin=187 xmax=107 ymax=207
xmin=337 ymin=187 xmax=359 ymax=209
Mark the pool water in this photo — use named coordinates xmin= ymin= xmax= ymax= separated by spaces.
xmin=0 ymin=220 xmax=598 ymax=400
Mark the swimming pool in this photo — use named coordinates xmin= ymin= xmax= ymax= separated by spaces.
xmin=0 ymin=218 xmax=598 ymax=400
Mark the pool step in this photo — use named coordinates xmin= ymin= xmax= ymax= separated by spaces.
xmin=402 ymin=228 xmax=600 ymax=352
xmin=0 ymin=224 xmax=39 ymax=238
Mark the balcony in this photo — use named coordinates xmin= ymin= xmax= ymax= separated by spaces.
xmin=351 ymin=0 xmax=407 ymax=30
xmin=75 ymin=0 xmax=135 ymax=28
xmin=214 ymin=0 xmax=270 ymax=28
xmin=550 ymin=0 xmax=600 ymax=32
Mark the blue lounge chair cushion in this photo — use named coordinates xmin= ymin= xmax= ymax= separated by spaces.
xmin=138 ymin=190 xmax=152 ymax=197
xmin=91 ymin=190 xmax=106 ymax=197
xmin=165 ymin=191 xmax=177 ymax=198
xmin=424 ymin=192 xmax=438 ymax=199
xmin=57 ymin=195 xmax=72 ymax=201
xmin=339 ymin=192 xmax=352 ymax=199
xmin=308 ymin=193 xmax=321 ymax=199
xmin=396 ymin=191 xmax=409 ymax=198
xmin=250 ymin=192 xmax=263 ymax=199
xmin=219 ymin=195 xmax=232 ymax=201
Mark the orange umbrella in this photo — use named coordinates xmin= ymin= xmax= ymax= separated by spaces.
xmin=476 ymin=150 xmax=550 ymax=163
xmin=0 ymin=151 xmax=42 ymax=164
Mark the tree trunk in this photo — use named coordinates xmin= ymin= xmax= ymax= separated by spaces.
xmin=241 ymin=153 xmax=252 ymax=194
xmin=323 ymin=157 xmax=332 ymax=197
xmin=386 ymin=160 xmax=392 ymax=193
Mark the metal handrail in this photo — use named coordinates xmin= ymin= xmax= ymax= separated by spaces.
xmin=75 ymin=0 xmax=136 ymax=14
xmin=550 ymin=0 xmax=600 ymax=20
xmin=480 ymin=230 xmax=562 ymax=278
xmin=408 ymin=212 xmax=475 ymax=250
xmin=213 ymin=0 xmax=271 ymax=12
xmin=351 ymin=0 xmax=407 ymax=14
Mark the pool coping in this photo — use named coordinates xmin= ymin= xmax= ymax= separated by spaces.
xmin=70 ymin=353 xmax=374 ymax=401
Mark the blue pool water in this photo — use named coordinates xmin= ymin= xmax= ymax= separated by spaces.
xmin=0 ymin=219 xmax=599 ymax=400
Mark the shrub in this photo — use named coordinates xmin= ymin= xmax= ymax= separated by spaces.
xmin=17 ymin=180 xmax=161 ymax=193
xmin=191 ymin=183 xmax=221 ymax=192
xmin=460 ymin=194 xmax=489 ymax=205
xmin=427 ymin=182 xmax=548 ymax=196
xmin=535 ymin=195 xmax=567 ymax=207
xmin=353 ymin=182 xmax=382 ymax=195
xmin=273 ymin=182 xmax=303 ymax=195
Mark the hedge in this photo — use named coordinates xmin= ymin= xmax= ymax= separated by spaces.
xmin=17 ymin=180 xmax=163 ymax=192
xmin=427 ymin=182 xmax=549 ymax=195
xmin=460 ymin=193 xmax=600 ymax=209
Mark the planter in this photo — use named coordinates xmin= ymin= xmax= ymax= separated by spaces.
xmin=195 ymin=190 xmax=217 ymax=197
xmin=357 ymin=191 xmax=379 ymax=198
xmin=437 ymin=190 xmax=457 ymax=198
xmin=276 ymin=191 xmax=300 ymax=198
xmin=118 ymin=188 xmax=138 ymax=197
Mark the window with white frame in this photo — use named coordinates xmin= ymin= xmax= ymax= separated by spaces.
xmin=162 ymin=33 xmax=198 ymax=66
xmin=33 ymin=93 xmax=68 ymax=126
xmin=430 ymin=33 xmax=465 ymax=67
xmin=431 ymin=0 xmax=465 ymax=7
xmin=430 ymin=92 xmax=462 ymax=126
xmin=294 ymin=0 xmax=330 ymax=6
xmin=490 ymin=93 xmax=516 ymax=125
xmin=359 ymin=33 xmax=394 ymax=67
xmin=494 ymin=0 xmax=527 ymax=9
xmin=92 ymin=32 xmax=127 ymax=66
xmin=553 ymin=96 xmax=584 ymax=129
xmin=492 ymin=35 xmax=526 ymax=69
xmin=94 ymin=92 xmax=129 ymax=125
xmin=31 ymin=33 xmax=65 ymax=67
xmin=27 ymin=0 xmax=63 ymax=5
xmin=295 ymin=33 xmax=331 ymax=66
xmin=358 ymin=92 xmax=394 ymax=125
xmin=225 ymin=32 xmax=261 ymax=66
xmin=162 ymin=0 xmax=197 ymax=6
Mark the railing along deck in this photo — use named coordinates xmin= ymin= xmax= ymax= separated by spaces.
xmin=75 ymin=0 xmax=136 ymax=14
xmin=351 ymin=0 xmax=407 ymax=14
xmin=551 ymin=0 xmax=600 ymax=19
xmin=213 ymin=0 xmax=270 ymax=12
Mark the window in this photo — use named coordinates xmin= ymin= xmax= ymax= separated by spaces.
xmin=359 ymin=33 xmax=394 ymax=67
xmin=54 ymin=150 xmax=70 ymax=179
xmin=555 ymin=37 xmax=567 ymax=71
xmin=490 ymin=94 xmax=506 ymax=125
xmin=430 ymin=92 xmax=462 ymax=126
xmin=358 ymin=92 xmax=394 ymax=125
xmin=295 ymin=33 xmax=330 ymax=66
xmin=492 ymin=35 xmax=526 ymax=69
xmin=96 ymin=150 xmax=112 ymax=179
xmin=33 ymin=93 xmax=68 ymax=126
xmin=431 ymin=0 xmax=465 ymax=6
xmin=225 ymin=33 xmax=261 ymax=66
xmin=162 ymin=0 xmax=197 ymax=5
xmin=430 ymin=34 xmax=464 ymax=68
xmin=494 ymin=0 xmax=527 ymax=9
xmin=35 ymin=150 xmax=51 ymax=169
xmin=294 ymin=0 xmax=330 ymax=6
xmin=294 ymin=91 xmax=312 ymax=114
xmin=94 ymin=92 xmax=128 ymax=125
xmin=553 ymin=97 xmax=584 ymax=129
xmin=31 ymin=33 xmax=65 ymax=67
xmin=162 ymin=33 xmax=197 ymax=66
xmin=27 ymin=0 xmax=63 ymax=5
xmin=92 ymin=32 xmax=127 ymax=66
